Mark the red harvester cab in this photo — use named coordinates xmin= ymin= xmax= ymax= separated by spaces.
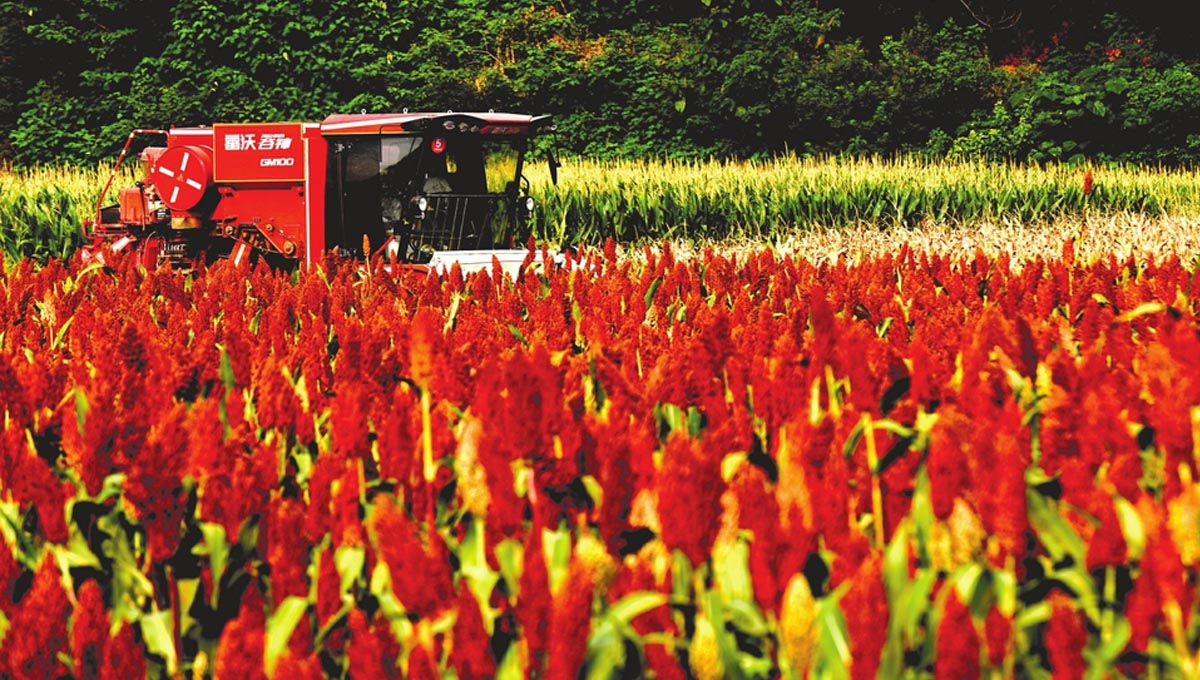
xmin=82 ymin=111 xmax=559 ymax=272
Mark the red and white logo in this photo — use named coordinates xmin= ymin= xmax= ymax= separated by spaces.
xmin=213 ymin=123 xmax=305 ymax=182
xmin=150 ymin=145 xmax=213 ymax=211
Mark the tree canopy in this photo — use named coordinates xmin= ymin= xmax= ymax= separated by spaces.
xmin=3 ymin=0 xmax=1198 ymax=165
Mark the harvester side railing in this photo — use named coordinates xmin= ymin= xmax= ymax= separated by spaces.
xmin=88 ymin=129 xmax=169 ymax=237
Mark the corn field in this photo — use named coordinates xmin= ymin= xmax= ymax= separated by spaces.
xmin=0 ymin=164 xmax=141 ymax=263
xmin=534 ymin=156 xmax=1200 ymax=244
xmin=4 ymin=157 xmax=1200 ymax=263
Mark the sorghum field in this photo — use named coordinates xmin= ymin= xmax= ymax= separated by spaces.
xmin=4 ymin=158 xmax=1200 ymax=679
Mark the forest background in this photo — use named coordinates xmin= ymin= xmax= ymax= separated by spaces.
xmin=3 ymin=0 xmax=1200 ymax=167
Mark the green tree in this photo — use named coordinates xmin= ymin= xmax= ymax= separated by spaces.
xmin=0 ymin=1 xmax=31 ymax=160
xmin=788 ymin=39 xmax=879 ymax=155
xmin=6 ymin=0 xmax=172 ymax=164
xmin=872 ymin=18 xmax=999 ymax=154
xmin=5 ymin=0 xmax=1200 ymax=165
xmin=949 ymin=13 xmax=1200 ymax=164
xmin=467 ymin=5 xmax=593 ymax=147
xmin=707 ymin=0 xmax=846 ymax=156
xmin=126 ymin=0 xmax=412 ymax=127
xmin=573 ymin=24 xmax=711 ymax=158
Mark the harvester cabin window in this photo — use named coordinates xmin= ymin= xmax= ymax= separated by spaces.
xmin=327 ymin=135 xmax=422 ymax=255
xmin=380 ymin=137 xmax=422 ymax=223
xmin=382 ymin=137 xmax=422 ymax=178
xmin=421 ymin=136 xmax=486 ymax=194
xmin=482 ymin=142 xmax=522 ymax=193
xmin=324 ymin=131 xmax=530 ymax=255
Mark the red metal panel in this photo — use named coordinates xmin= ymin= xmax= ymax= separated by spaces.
xmin=118 ymin=187 xmax=149 ymax=224
xmin=209 ymin=183 xmax=306 ymax=255
xmin=303 ymin=124 xmax=327 ymax=264
xmin=212 ymin=123 xmax=306 ymax=183
xmin=319 ymin=112 xmax=540 ymax=135
xmin=168 ymin=128 xmax=214 ymax=146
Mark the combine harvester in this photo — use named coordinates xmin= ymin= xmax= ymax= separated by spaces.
xmin=82 ymin=111 xmax=559 ymax=275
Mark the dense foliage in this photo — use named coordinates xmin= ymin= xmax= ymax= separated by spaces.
xmin=5 ymin=243 xmax=1200 ymax=677
xmin=4 ymin=0 xmax=1200 ymax=165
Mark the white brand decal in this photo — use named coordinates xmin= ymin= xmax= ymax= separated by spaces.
xmin=224 ymin=132 xmax=295 ymax=152
xmin=260 ymin=157 xmax=296 ymax=167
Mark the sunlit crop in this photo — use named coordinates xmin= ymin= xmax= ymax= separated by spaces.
xmin=3 ymin=242 xmax=1200 ymax=677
